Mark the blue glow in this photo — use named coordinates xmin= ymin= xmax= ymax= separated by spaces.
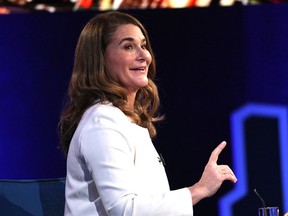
xmin=219 ymin=103 xmax=288 ymax=216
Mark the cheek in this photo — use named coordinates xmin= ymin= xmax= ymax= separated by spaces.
xmin=104 ymin=54 xmax=119 ymax=77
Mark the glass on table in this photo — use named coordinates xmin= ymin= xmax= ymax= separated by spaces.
xmin=258 ymin=207 xmax=279 ymax=216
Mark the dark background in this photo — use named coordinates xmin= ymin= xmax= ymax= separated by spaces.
xmin=1 ymin=5 xmax=288 ymax=215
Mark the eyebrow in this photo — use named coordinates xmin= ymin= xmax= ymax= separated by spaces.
xmin=118 ymin=37 xmax=146 ymax=45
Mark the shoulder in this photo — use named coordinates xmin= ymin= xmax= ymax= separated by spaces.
xmin=80 ymin=102 xmax=130 ymax=130
xmin=87 ymin=102 xmax=128 ymax=121
xmin=70 ymin=102 xmax=130 ymax=152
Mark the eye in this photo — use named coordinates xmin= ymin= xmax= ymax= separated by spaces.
xmin=124 ymin=44 xmax=133 ymax=50
xmin=141 ymin=44 xmax=147 ymax=50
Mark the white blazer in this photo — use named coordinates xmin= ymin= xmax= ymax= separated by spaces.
xmin=65 ymin=103 xmax=193 ymax=215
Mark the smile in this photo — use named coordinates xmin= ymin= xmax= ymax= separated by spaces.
xmin=130 ymin=67 xmax=145 ymax=72
xmin=130 ymin=67 xmax=146 ymax=73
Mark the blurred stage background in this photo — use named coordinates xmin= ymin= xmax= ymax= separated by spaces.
xmin=1 ymin=3 xmax=288 ymax=216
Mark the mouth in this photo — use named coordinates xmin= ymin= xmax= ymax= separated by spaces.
xmin=130 ymin=67 xmax=146 ymax=72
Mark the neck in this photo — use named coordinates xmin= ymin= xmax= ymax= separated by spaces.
xmin=126 ymin=93 xmax=136 ymax=111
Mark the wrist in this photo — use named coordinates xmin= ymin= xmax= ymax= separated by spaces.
xmin=188 ymin=183 xmax=209 ymax=205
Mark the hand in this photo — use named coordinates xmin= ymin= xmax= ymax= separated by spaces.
xmin=188 ymin=141 xmax=237 ymax=204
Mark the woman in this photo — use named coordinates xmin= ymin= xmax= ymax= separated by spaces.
xmin=59 ymin=11 xmax=237 ymax=215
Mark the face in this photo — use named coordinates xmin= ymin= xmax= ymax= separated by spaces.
xmin=104 ymin=24 xmax=152 ymax=97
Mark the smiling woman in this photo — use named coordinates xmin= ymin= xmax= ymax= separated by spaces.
xmin=58 ymin=11 xmax=237 ymax=216
xmin=104 ymin=24 xmax=152 ymax=108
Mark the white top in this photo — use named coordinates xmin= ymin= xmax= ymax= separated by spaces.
xmin=64 ymin=103 xmax=193 ymax=215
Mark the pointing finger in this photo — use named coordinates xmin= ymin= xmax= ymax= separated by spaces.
xmin=208 ymin=141 xmax=227 ymax=164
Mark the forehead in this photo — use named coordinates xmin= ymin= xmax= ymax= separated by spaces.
xmin=111 ymin=24 xmax=145 ymax=42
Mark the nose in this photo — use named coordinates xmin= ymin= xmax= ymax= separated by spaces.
xmin=137 ymin=47 xmax=151 ymax=62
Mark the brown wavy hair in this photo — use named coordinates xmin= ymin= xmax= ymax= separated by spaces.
xmin=59 ymin=11 xmax=163 ymax=155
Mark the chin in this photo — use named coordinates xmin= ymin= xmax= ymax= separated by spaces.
xmin=139 ymin=81 xmax=149 ymax=88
